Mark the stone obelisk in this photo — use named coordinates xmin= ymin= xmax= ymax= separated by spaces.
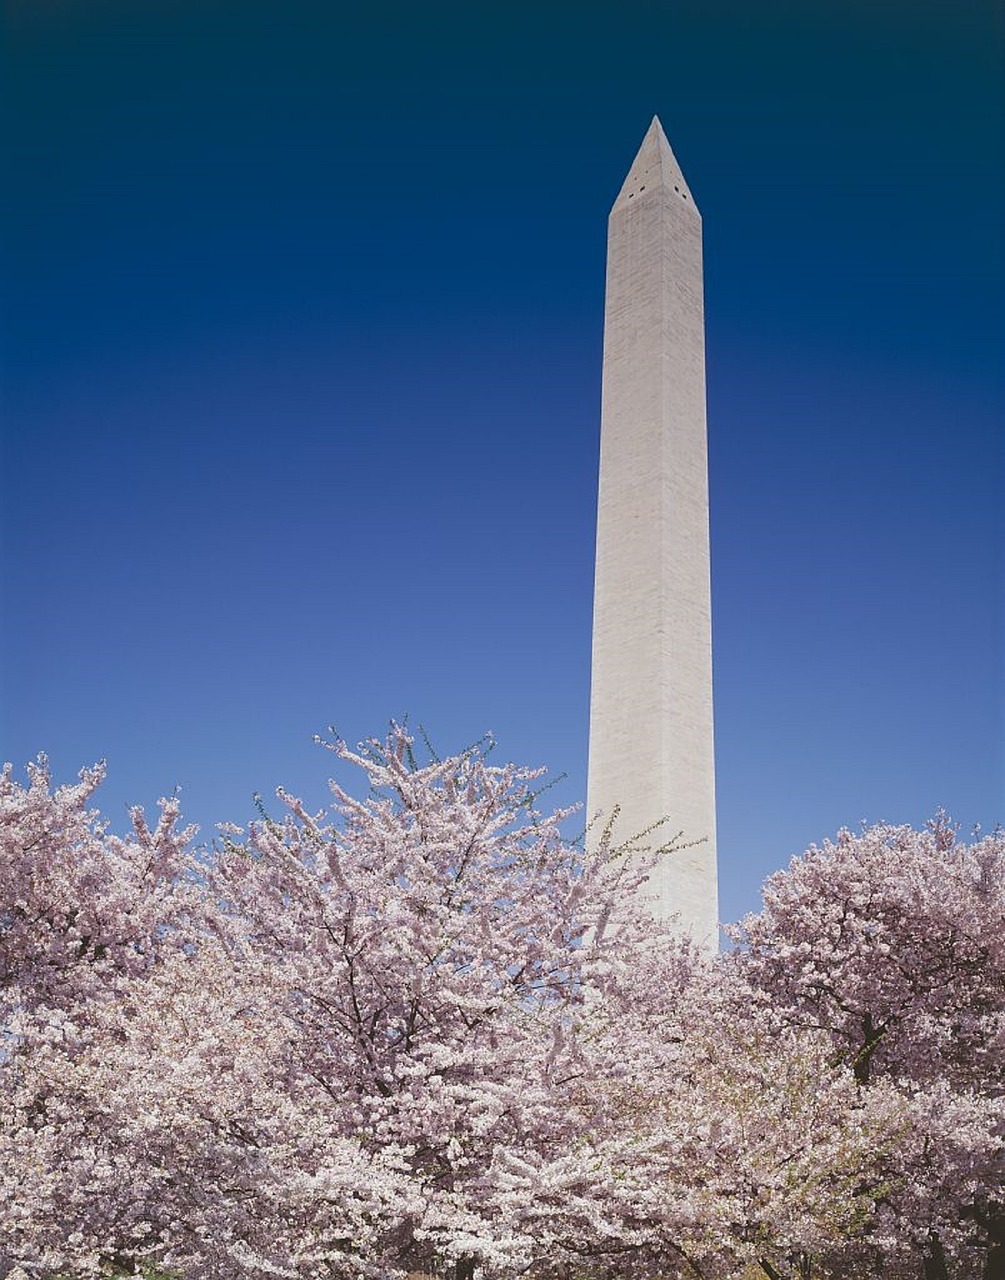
xmin=587 ymin=117 xmax=719 ymax=948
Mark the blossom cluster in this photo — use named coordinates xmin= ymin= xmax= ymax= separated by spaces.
xmin=1 ymin=736 xmax=1001 ymax=1280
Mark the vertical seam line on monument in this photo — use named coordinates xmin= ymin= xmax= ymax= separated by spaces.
xmin=659 ymin=143 xmax=671 ymax=789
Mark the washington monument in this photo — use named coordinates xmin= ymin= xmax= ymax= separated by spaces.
xmin=587 ymin=117 xmax=719 ymax=948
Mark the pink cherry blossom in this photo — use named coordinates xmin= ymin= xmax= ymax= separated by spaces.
xmin=2 ymin=740 xmax=1001 ymax=1280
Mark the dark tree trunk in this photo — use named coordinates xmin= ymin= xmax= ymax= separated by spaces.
xmin=854 ymin=1011 xmax=878 ymax=1085
xmin=983 ymin=1218 xmax=1005 ymax=1280
xmin=965 ymin=1200 xmax=1005 ymax=1279
xmin=922 ymin=1231 xmax=951 ymax=1280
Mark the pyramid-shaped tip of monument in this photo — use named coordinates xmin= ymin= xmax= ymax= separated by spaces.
xmin=612 ymin=117 xmax=698 ymax=214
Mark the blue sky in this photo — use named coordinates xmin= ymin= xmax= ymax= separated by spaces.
xmin=3 ymin=0 xmax=1002 ymax=926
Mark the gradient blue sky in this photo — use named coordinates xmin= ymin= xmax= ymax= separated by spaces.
xmin=3 ymin=0 xmax=1002 ymax=926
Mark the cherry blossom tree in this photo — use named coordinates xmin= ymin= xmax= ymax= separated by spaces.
xmin=201 ymin=728 xmax=676 ymax=1279
xmin=731 ymin=818 xmax=1005 ymax=1280
xmin=0 ymin=756 xmax=220 ymax=1277
xmin=0 ymin=756 xmax=196 ymax=1024
xmin=479 ymin=941 xmax=914 ymax=1280
xmin=0 ymin=750 xmax=440 ymax=1280
xmin=1 ymin=733 xmax=674 ymax=1278
xmin=4 ymin=739 xmax=1000 ymax=1280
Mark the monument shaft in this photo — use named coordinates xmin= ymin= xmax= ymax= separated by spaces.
xmin=587 ymin=118 xmax=719 ymax=947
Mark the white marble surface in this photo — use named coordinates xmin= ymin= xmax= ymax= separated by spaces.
xmin=587 ymin=117 xmax=719 ymax=949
